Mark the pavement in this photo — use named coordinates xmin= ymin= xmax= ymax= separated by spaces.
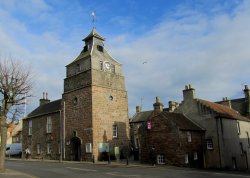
xmin=0 ymin=158 xmax=150 ymax=178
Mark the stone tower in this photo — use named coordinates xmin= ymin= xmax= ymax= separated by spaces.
xmin=62 ymin=28 xmax=129 ymax=161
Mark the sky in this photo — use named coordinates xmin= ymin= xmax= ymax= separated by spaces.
xmin=0 ymin=0 xmax=250 ymax=117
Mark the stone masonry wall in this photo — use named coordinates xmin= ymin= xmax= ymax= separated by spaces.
xmin=22 ymin=112 xmax=60 ymax=160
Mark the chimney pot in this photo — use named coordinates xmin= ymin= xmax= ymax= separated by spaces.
xmin=245 ymin=85 xmax=249 ymax=90
xmin=156 ymin=96 xmax=160 ymax=103
xmin=136 ymin=106 xmax=141 ymax=113
xmin=46 ymin=92 xmax=48 ymax=100
xmin=183 ymin=84 xmax=195 ymax=100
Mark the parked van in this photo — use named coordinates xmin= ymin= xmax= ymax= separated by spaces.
xmin=6 ymin=143 xmax=22 ymax=157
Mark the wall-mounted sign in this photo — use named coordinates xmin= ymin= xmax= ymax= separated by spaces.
xmin=147 ymin=121 xmax=152 ymax=130
xmin=98 ymin=143 xmax=109 ymax=153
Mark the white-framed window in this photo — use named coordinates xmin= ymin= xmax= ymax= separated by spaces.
xmin=47 ymin=143 xmax=51 ymax=154
xmin=157 ymin=154 xmax=165 ymax=164
xmin=194 ymin=152 xmax=198 ymax=160
xmin=37 ymin=143 xmax=41 ymax=154
xmin=28 ymin=120 xmax=32 ymax=135
xmin=237 ymin=121 xmax=240 ymax=134
xmin=187 ymin=131 xmax=192 ymax=142
xmin=206 ymin=139 xmax=213 ymax=150
xmin=113 ymin=125 xmax=118 ymax=138
xmin=185 ymin=153 xmax=189 ymax=164
xmin=46 ymin=116 xmax=52 ymax=133
xmin=86 ymin=143 xmax=92 ymax=153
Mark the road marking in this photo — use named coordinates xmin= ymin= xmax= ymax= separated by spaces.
xmin=66 ymin=167 xmax=97 ymax=172
xmin=106 ymin=172 xmax=140 ymax=177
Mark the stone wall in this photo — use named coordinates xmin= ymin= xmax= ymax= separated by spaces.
xmin=139 ymin=115 xmax=204 ymax=167
xmin=22 ymin=112 xmax=60 ymax=160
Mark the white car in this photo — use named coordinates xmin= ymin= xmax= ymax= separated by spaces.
xmin=6 ymin=143 xmax=22 ymax=157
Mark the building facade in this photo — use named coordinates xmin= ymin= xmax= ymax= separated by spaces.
xmin=175 ymin=85 xmax=250 ymax=170
xmin=139 ymin=111 xmax=205 ymax=167
xmin=23 ymin=28 xmax=130 ymax=161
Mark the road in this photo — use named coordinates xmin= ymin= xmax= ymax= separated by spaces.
xmin=5 ymin=159 xmax=250 ymax=178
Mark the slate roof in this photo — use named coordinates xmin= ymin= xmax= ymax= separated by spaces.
xmin=83 ymin=28 xmax=105 ymax=41
xmin=197 ymin=99 xmax=249 ymax=122
xmin=216 ymin=98 xmax=247 ymax=116
xmin=27 ymin=99 xmax=62 ymax=118
xmin=160 ymin=112 xmax=204 ymax=131
xmin=130 ymin=111 xmax=153 ymax=123
xmin=71 ymin=28 xmax=120 ymax=65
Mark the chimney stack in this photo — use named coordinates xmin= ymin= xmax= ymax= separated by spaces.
xmin=243 ymin=85 xmax=250 ymax=115
xmin=153 ymin=96 xmax=164 ymax=113
xmin=40 ymin=92 xmax=50 ymax=106
xmin=136 ymin=106 xmax=141 ymax=113
xmin=183 ymin=84 xmax=195 ymax=101
xmin=168 ymin=101 xmax=179 ymax=112
xmin=221 ymin=97 xmax=231 ymax=108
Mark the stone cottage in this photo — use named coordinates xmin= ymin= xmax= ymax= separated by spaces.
xmin=130 ymin=97 xmax=205 ymax=168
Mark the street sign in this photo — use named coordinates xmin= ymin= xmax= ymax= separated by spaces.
xmin=147 ymin=121 xmax=152 ymax=130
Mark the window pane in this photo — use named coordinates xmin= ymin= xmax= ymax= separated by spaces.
xmin=206 ymin=139 xmax=213 ymax=150
xmin=185 ymin=153 xmax=189 ymax=164
xmin=86 ymin=143 xmax=92 ymax=153
xmin=187 ymin=131 xmax=191 ymax=142
xmin=47 ymin=117 xmax=52 ymax=133
xmin=113 ymin=125 xmax=118 ymax=138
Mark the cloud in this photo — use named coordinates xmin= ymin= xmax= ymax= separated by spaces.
xmin=1 ymin=0 xmax=250 ymax=117
xmin=0 ymin=0 xmax=51 ymax=17
xmin=0 ymin=0 xmax=76 ymax=114
xmin=108 ymin=0 xmax=250 ymax=114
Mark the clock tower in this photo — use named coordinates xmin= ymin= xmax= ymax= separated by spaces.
xmin=62 ymin=28 xmax=129 ymax=161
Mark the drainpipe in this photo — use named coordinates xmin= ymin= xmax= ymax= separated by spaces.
xmin=63 ymin=101 xmax=66 ymax=160
xmin=59 ymin=109 xmax=62 ymax=162
xmin=216 ymin=117 xmax=222 ymax=168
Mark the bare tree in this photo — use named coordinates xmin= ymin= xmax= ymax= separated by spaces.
xmin=0 ymin=58 xmax=33 ymax=172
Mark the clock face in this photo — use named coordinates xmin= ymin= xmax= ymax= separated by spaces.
xmin=104 ymin=61 xmax=110 ymax=70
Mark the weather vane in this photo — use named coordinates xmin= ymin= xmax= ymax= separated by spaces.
xmin=91 ymin=11 xmax=96 ymax=28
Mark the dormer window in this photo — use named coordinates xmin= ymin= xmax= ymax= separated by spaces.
xmin=97 ymin=45 xmax=103 ymax=52
xmin=83 ymin=45 xmax=88 ymax=52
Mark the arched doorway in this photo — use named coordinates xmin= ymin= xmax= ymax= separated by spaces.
xmin=71 ymin=137 xmax=81 ymax=161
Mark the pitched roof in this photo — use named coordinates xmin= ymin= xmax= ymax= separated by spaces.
xmin=160 ymin=112 xmax=204 ymax=131
xmin=130 ymin=111 xmax=153 ymax=123
xmin=27 ymin=99 xmax=61 ymax=118
xmin=197 ymin=99 xmax=249 ymax=122
xmin=216 ymin=98 xmax=247 ymax=116
xmin=83 ymin=28 xmax=105 ymax=41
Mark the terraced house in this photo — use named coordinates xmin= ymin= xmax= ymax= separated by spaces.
xmin=175 ymin=85 xmax=250 ymax=170
xmin=22 ymin=28 xmax=130 ymax=162
xmin=130 ymin=85 xmax=250 ymax=170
